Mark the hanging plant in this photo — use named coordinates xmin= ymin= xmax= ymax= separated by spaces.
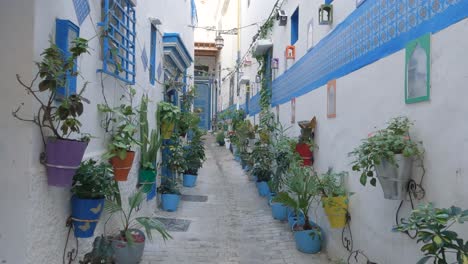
xmin=13 ymin=38 xmax=91 ymax=187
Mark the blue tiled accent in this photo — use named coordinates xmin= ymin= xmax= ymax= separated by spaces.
xmin=72 ymin=0 xmax=90 ymax=25
xmin=98 ymin=0 xmax=136 ymax=84
xmin=271 ymin=0 xmax=468 ymax=107
xmin=141 ymin=45 xmax=148 ymax=71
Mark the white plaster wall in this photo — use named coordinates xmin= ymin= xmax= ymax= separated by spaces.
xmin=0 ymin=1 xmax=35 ymax=263
xmin=0 ymin=0 xmax=193 ymax=263
xmin=233 ymin=0 xmax=468 ymax=263
xmin=272 ymin=18 xmax=468 ymax=264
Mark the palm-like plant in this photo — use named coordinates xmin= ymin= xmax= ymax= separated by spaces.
xmin=273 ymin=163 xmax=320 ymax=230
xmin=271 ymin=124 xmax=300 ymax=193
xmin=105 ymin=190 xmax=171 ymax=243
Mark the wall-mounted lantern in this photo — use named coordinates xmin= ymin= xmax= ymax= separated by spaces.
xmin=272 ymin=58 xmax=279 ymax=69
xmin=276 ymin=10 xmax=287 ymax=26
xmin=285 ymin=46 xmax=296 ymax=59
xmin=319 ymin=4 xmax=333 ymax=25
xmin=215 ymin=33 xmax=224 ymax=50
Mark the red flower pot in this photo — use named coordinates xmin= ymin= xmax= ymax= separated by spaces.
xmin=295 ymin=143 xmax=314 ymax=166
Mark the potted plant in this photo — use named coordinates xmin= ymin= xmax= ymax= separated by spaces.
xmin=13 ymin=38 xmax=91 ymax=187
xmin=395 ymin=203 xmax=468 ymax=264
xmin=157 ymin=102 xmax=180 ymax=139
xmin=138 ymin=95 xmax=161 ymax=192
xmin=216 ymin=130 xmax=225 ymax=146
xmin=158 ymin=178 xmax=181 ymax=212
xmin=317 ymin=169 xmax=350 ymax=228
xmin=71 ymin=159 xmax=117 ymax=238
xmin=251 ymin=143 xmax=274 ymax=197
xmin=349 ymin=116 xmax=422 ymax=200
xmin=182 ymin=128 xmax=206 ymax=187
xmin=105 ymin=190 xmax=171 ymax=263
xmin=273 ymin=164 xmax=323 ymax=254
xmin=295 ymin=117 xmax=317 ymax=167
xmin=269 ymin=126 xmax=299 ymax=221
xmin=98 ymin=93 xmax=141 ymax=181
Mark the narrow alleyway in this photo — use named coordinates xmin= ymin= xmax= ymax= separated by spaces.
xmin=142 ymin=135 xmax=331 ymax=264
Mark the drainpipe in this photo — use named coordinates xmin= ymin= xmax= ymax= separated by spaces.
xmin=236 ymin=0 xmax=241 ymax=111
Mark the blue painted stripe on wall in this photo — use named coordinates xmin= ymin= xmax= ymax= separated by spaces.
xmin=269 ymin=0 xmax=468 ymax=107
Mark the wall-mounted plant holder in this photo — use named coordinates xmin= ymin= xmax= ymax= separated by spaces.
xmin=285 ymin=46 xmax=296 ymax=59
xmin=272 ymin=58 xmax=279 ymax=69
xmin=319 ymin=4 xmax=333 ymax=25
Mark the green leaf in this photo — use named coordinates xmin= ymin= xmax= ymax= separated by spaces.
xmin=370 ymin=178 xmax=377 ymax=186
xmin=433 ymin=235 xmax=443 ymax=247
xmin=359 ymin=174 xmax=367 ymax=186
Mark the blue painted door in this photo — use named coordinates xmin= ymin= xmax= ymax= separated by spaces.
xmin=194 ymin=82 xmax=211 ymax=130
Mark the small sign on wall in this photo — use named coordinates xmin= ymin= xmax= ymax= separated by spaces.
xmin=291 ymin=98 xmax=296 ymax=124
xmin=327 ymin=80 xmax=336 ymax=118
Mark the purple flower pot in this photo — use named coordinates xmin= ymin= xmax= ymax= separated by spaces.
xmin=45 ymin=138 xmax=88 ymax=187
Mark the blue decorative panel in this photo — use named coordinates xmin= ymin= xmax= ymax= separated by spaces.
xmin=72 ymin=0 xmax=90 ymax=25
xmin=55 ymin=19 xmax=80 ymax=99
xmin=141 ymin=46 xmax=148 ymax=71
xmin=291 ymin=8 xmax=299 ymax=45
xmin=272 ymin=0 xmax=468 ymax=107
xmin=98 ymin=0 xmax=136 ymax=84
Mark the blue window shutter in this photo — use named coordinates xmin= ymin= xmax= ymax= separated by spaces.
xmin=150 ymin=25 xmax=157 ymax=85
xmin=291 ymin=8 xmax=299 ymax=45
xmin=55 ymin=19 xmax=80 ymax=99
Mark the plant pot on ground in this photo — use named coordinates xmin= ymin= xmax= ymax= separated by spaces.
xmin=71 ymin=159 xmax=118 ymax=238
xmin=138 ymin=94 xmax=161 ymax=192
xmin=98 ymin=89 xmax=141 ymax=182
xmin=274 ymin=163 xmax=323 ymax=254
xmin=13 ymin=38 xmax=91 ymax=187
xmin=182 ymin=128 xmax=206 ymax=187
xmin=349 ymin=116 xmax=422 ymax=200
xmin=216 ymin=130 xmax=225 ymax=146
xmin=251 ymin=143 xmax=274 ymax=197
xmin=317 ymin=170 xmax=351 ymax=229
xmin=270 ymin=125 xmax=300 ymax=220
xmin=157 ymin=102 xmax=180 ymax=140
xmin=158 ymin=178 xmax=181 ymax=212
xmin=105 ymin=190 xmax=171 ymax=264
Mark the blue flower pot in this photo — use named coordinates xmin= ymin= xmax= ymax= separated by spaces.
xmin=293 ymin=222 xmax=323 ymax=254
xmin=71 ymin=196 xmax=105 ymax=238
xmin=161 ymin=194 xmax=180 ymax=212
xmin=270 ymin=199 xmax=288 ymax=221
xmin=257 ymin=181 xmax=270 ymax=197
xmin=183 ymin=174 xmax=197 ymax=187
xmin=267 ymin=192 xmax=277 ymax=204
xmin=288 ymin=211 xmax=305 ymax=229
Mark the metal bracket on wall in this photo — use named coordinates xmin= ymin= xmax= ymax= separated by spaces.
xmin=63 ymin=217 xmax=79 ymax=264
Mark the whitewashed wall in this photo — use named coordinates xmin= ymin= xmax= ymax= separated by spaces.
xmin=237 ymin=0 xmax=468 ymax=263
xmin=0 ymin=0 xmax=194 ymax=263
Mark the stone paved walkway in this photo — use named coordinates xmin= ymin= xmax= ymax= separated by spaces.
xmin=141 ymin=135 xmax=331 ymax=264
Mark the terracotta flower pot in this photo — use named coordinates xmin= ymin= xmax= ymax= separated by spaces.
xmin=110 ymin=151 xmax=135 ymax=181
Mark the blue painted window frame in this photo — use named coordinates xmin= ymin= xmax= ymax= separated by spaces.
xmin=150 ymin=25 xmax=157 ymax=85
xmin=55 ymin=19 xmax=80 ymax=99
xmin=98 ymin=0 xmax=136 ymax=84
xmin=291 ymin=7 xmax=299 ymax=45
xmin=325 ymin=0 xmax=334 ymax=4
